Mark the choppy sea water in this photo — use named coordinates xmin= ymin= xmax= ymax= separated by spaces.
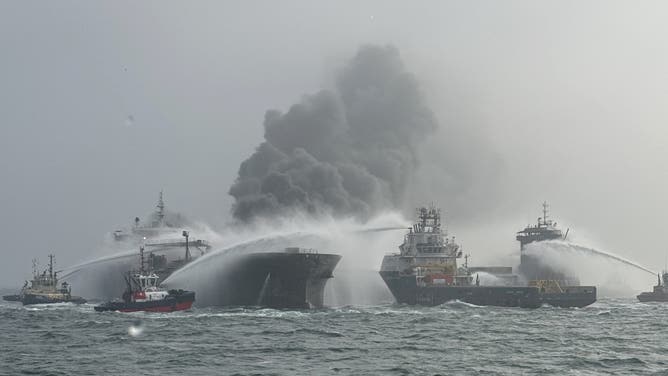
xmin=1 ymin=298 xmax=667 ymax=375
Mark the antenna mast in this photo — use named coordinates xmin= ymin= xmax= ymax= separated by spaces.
xmin=48 ymin=254 xmax=54 ymax=281
xmin=183 ymin=230 xmax=191 ymax=261
xmin=139 ymin=246 xmax=145 ymax=274
xmin=32 ymin=258 xmax=38 ymax=278
xmin=156 ymin=190 xmax=165 ymax=225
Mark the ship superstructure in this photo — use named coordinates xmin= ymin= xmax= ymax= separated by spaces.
xmin=113 ymin=191 xmax=206 ymax=245
xmin=380 ymin=207 xmax=542 ymax=308
xmin=387 ymin=207 xmax=468 ymax=286
xmin=516 ymin=202 xmax=578 ymax=285
xmin=110 ymin=192 xmax=211 ymax=283
xmin=516 ymin=202 xmax=596 ymax=307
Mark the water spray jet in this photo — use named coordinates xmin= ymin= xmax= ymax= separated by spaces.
xmin=524 ymin=240 xmax=656 ymax=276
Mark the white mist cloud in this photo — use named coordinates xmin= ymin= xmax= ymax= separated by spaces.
xmin=523 ymin=240 xmax=657 ymax=297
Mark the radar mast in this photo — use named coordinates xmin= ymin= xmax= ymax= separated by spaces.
xmin=156 ymin=190 xmax=165 ymax=225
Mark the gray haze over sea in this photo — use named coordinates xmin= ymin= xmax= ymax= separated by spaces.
xmin=2 ymin=298 xmax=666 ymax=376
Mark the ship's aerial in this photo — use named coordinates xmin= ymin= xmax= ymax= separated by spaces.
xmin=379 ymin=204 xmax=597 ymax=308
xmin=2 ymin=255 xmax=86 ymax=305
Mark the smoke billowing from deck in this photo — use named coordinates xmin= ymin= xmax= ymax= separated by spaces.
xmin=229 ymin=45 xmax=438 ymax=222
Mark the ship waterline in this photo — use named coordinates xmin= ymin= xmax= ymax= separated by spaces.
xmin=380 ymin=271 xmax=542 ymax=308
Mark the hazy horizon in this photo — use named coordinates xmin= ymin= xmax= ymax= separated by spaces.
xmin=2 ymin=1 xmax=667 ymax=288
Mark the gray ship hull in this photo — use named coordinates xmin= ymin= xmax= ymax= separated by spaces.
xmin=637 ymin=292 xmax=668 ymax=302
xmin=21 ymin=293 xmax=86 ymax=305
xmin=205 ymin=252 xmax=342 ymax=309
xmin=380 ymin=273 xmax=542 ymax=308
xmin=540 ymin=287 xmax=596 ymax=308
xmin=381 ymin=273 xmax=597 ymax=308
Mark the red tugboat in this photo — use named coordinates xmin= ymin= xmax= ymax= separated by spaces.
xmin=94 ymin=247 xmax=195 ymax=313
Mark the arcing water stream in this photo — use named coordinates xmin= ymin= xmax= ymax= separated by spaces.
xmin=567 ymin=243 xmax=654 ymax=275
xmin=523 ymin=240 xmax=656 ymax=296
xmin=58 ymin=250 xmax=138 ymax=280
xmin=523 ymin=240 xmax=655 ymax=275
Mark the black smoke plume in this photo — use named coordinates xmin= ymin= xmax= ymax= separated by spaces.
xmin=229 ymin=45 xmax=439 ymax=222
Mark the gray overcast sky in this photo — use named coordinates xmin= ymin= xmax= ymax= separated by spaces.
xmin=1 ymin=1 xmax=667 ymax=286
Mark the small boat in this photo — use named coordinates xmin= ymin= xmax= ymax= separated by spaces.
xmin=94 ymin=247 xmax=195 ymax=312
xmin=2 ymin=294 xmax=22 ymax=302
xmin=637 ymin=272 xmax=668 ymax=302
xmin=3 ymin=255 xmax=86 ymax=305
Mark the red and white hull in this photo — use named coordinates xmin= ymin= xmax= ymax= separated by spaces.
xmin=94 ymin=290 xmax=195 ymax=313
